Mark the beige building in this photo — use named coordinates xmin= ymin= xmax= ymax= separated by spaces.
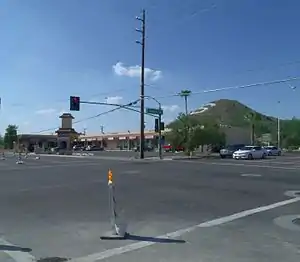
xmin=78 ymin=130 xmax=168 ymax=150
xmin=16 ymin=125 xmax=251 ymax=152
xmin=17 ymin=134 xmax=57 ymax=152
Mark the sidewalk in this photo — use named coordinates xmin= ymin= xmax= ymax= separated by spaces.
xmin=171 ymin=152 xmax=220 ymax=160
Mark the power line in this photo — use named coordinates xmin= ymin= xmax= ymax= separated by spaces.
xmin=156 ymin=76 xmax=300 ymax=99
xmin=31 ymin=99 xmax=142 ymax=134
xmin=20 ymin=76 xmax=300 ymax=135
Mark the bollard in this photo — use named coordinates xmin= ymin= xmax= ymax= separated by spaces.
xmin=1 ymin=152 xmax=5 ymax=160
xmin=100 ymin=169 xmax=127 ymax=240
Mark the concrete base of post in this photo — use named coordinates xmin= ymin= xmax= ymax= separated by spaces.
xmin=100 ymin=224 xmax=128 ymax=240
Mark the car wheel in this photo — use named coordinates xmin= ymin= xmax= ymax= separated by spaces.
xmin=220 ymin=155 xmax=226 ymax=159
xmin=248 ymin=154 xmax=253 ymax=160
xmin=262 ymin=153 xmax=267 ymax=159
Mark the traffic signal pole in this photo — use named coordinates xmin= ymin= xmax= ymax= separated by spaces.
xmin=158 ymin=107 xmax=162 ymax=160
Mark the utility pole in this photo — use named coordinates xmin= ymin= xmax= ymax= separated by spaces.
xmin=100 ymin=125 xmax=104 ymax=134
xmin=136 ymin=9 xmax=146 ymax=159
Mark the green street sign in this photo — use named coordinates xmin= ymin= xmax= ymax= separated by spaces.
xmin=146 ymin=107 xmax=163 ymax=115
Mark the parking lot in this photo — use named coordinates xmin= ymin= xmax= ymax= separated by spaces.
xmin=0 ymin=153 xmax=300 ymax=262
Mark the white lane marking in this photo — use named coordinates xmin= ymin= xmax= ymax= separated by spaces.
xmin=178 ymin=160 xmax=300 ymax=170
xmin=0 ymin=161 xmax=123 ymax=171
xmin=70 ymin=197 xmax=300 ymax=262
xmin=0 ymin=238 xmax=36 ymax=262
xmin=241 ymin=173 xmax=262 ymax=177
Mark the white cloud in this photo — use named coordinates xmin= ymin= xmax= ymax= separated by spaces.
xmin=105 ymin=96 xmax=123 ymax=104
xmin=35 ymin=108 xmax=57 ymax=115
xmin=113 ymin=62 xmax=162 ymax=81
xmin=162 ymin=104 xmax=180 ymax=112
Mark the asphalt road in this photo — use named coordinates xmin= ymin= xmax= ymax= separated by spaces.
xmin=0 ymin=153 xmax=300 ymax=262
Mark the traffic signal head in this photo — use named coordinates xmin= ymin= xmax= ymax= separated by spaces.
xmin=155 ymin=118 xmax=159 ymax=132
xmin=70 ymin=96 xmax=80 ymax=111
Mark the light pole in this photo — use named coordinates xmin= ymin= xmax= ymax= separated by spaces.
xmin=277 ymin=84 xmax=297 ymax=148
xmin=143 ymin=95 xmax=163 ymax=159
xmin=136 ymin=10 xmax=146 ymax=159
xmin=277 ymin=100 xmax=280 ymax=148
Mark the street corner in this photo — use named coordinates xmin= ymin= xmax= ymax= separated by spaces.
xmin=0 ymin=238 xmax=35 ymax=262
xmin=0 ymin=252 xmax=16 ymax=262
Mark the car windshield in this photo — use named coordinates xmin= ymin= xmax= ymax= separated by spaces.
xmin=240 ymin=146 xmax=255 ymax=150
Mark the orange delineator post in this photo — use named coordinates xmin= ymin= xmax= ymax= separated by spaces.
xmin=100 ymin=168 xmax=127 ymax=240
xmin=108 ymin=169 xmax=113 ymax=185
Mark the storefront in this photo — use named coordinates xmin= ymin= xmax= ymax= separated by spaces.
xmin=79 ymin=130 xmax=166 ymax=150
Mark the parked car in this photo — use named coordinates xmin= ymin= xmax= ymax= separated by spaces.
xmin=162 ymin=144 xmax=185 ymax=152
xmin=263 ymin=146 xmax=281 ymax=156
xmin=232 ymin=146 xmax=267 ymax=160
xmin=219 ymin=144 xmax=245 ymax=158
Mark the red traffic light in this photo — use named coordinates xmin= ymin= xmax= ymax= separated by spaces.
xmin=70 ymin=96 xmax=80 ymax=111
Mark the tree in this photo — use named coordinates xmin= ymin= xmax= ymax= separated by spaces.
xmin=166 ymin=114 xmax=226 ymax=153
xmin=0 ymin=134 xmax=4 ymax=148
xmin=4 ymin=125 xmax=18 ymax=149
xmin=179 ymin=90 xmax=192 ymax=115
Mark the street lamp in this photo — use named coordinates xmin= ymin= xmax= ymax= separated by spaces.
xmin=277 ymin=84 xmax=297 ymax=148
xmin=143 ymin=95 xmax=163 ymax=159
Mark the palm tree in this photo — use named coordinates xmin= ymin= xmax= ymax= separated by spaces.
xmin=179 ymin=90 xmax=192 ymax=115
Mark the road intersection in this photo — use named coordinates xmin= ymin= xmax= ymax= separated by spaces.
xmin=1 ymin=153 xmax=300 ymax=262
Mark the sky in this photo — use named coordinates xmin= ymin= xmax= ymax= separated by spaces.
xmin=1 ymin=0 xmax=300 ymax=135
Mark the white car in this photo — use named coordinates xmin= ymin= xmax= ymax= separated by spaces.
xmin=233 ymin=146 xmax=267 ymax=160
xmin=264 ymin=146 xmax=281 ymax=156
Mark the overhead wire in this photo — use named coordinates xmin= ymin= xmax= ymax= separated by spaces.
xmin=31 ymin=99 xmax=141 ymax=134
xmin=156 ymin=76 xmax=300 ymax=99
xmin=30 ymin=75 xmax=300 ymax=134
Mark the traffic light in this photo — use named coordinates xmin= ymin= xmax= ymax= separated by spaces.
xmin=70 ymin=96 xmax=80 ymax=111
xmin=154 ymin=118 xmax=159 ymax=132
xmin=155 ymin=119 xmax=164 ymax=132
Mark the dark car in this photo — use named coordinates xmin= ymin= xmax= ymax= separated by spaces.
xmin=219 ymin=144 xmax=245 ymax=158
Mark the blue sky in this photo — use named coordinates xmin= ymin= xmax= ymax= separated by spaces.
xmin=1 ymin=0 xmax=300 ymax=135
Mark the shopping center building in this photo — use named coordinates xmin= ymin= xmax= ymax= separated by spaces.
xmin=15 ymin=111 xmax=251 ymax=152
xmin=77 ymin=129 xmax=169 ymax=150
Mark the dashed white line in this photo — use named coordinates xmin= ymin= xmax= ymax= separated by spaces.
xmin=0 ymin=238 xmax=36 ymax=262
xmin=70 ymin=197 xmax=300 ymax=262
xmin=241 ymin=173 xmax=262 ymax=177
